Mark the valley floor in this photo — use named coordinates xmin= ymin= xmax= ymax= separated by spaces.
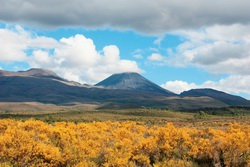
xmin=0 ymin=103 xmax=250 ymax=166
xmin=0 ymin=102 xmax=250 ymax=127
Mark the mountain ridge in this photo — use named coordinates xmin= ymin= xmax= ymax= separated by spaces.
xmin=181 ymin=88 xmax=250 ymax=106
xmin=0 ymin=68 xmax=249 ymax=110
xmin=0 ymin=68 xmax=65 ymax=81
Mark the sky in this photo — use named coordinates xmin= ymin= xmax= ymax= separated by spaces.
xmin=0 ymin=0 xmax=250 ymax=99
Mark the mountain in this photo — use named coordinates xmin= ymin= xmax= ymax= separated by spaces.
xmin=0 ymin=68 xmax=248 ymax=110
xmin=180 ymin=88 xmax=250 ymax=106
xmin=0 ymin=68 xmax=90 ymax=87
xmin=0 ymin=68 xmax=65 ymax=81
xmin=95 ymin=72 xmax=175 ymax=95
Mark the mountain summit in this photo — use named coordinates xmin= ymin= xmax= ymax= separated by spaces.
xmin=0 ymin=68 xmax=65 ymax=81
xmin=95 ymin=72 xmax=175 ymax=95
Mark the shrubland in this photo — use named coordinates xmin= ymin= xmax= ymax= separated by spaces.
xmin=0 ymin=119 xmax=249 ymax=167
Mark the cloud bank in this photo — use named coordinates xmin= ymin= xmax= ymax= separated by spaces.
xmin=161 ymin=75 xmax=250 ymax=99
xmin=166 ymin=24 xmax=250 ymax=75
xmin=0 ymin=25 xmax=142 ymax=84
xmin=0 ymin=0 xmax=250 ymax=34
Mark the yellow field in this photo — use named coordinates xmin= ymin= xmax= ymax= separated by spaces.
xmin=0 ymin=119 xmax=249 ymax=167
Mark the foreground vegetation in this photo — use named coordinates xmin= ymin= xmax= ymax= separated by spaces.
xmin=0 ymin=119 xmax=250 ymax=167
xmin=0 ymin=107 xmax=250 ymax=166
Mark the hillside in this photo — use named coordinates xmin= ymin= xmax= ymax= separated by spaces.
xmin=181 ymin=88 xmax=250 ymax=106
xmin=0 ymin=68 xmax=65 ymax=81
xmin=95 ymin=72 xmax=175 ymax=95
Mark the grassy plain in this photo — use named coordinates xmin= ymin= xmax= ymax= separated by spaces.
xmin=0 ymin=102 xmax=250 ymax=128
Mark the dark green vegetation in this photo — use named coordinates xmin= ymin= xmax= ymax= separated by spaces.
xmin=1 ymin=102 xmax=250 ymax=126
xmin=191 ymin=106 xmax=250 ymax=116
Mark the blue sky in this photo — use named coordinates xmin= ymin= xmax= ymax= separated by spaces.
xmin=0 ymin=0 xmax=250 ymax=99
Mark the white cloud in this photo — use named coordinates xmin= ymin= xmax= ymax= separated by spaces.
xmin=0 ymin=25 xmax=142 ymax=84
xmin=28 ymin=50 xmax=55 ymax=70
xmin=153 ymin=36 xmax=165 ymax=47
xmin=103 ymin=45 xmax=120 ymax=63
xmin=161 ymin=80 xmax=200 ymax=94
xmin=0 ymin=26 xmax=28 ymax=61
xmin=147 ymin=53 xmax=165 ymax=62
xmin=33 ymin=50 xmax=53 ymax=64
xmin=63 ymin=71 xmax=82 ymax=83
xmin=1 ymin=0 xmax=250 ymax=34
xmin=55 ymin=34 xmax=99 ymax=68
xmin=29 ymin=36 xmax=60 ymax=48
xmin=133 ymin=54 xmax=143 ymax=59
xmin=132 ymin=49 xmax=144 ymax=59
xmin=0 ymin=25 xmax=58 ymax=62
xmin=201 ymin=75 xmax=250 ymax=95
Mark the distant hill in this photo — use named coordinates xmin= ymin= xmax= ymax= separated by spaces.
xmin=180 ymin=88 xmax=250 ymax=106
xmin=0 ymin=68 xmax=249 ymax=110
xmin=0 ymin=68 xmax=65 ymax=81
xmin=0 ymin=68 xmax=90 ymax=87
xmin=95 ymin=72 xmax=175 ymax=95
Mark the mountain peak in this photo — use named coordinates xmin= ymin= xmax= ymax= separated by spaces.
xmin=117 ymin=72 xmax=139 ymax=74
xmin=22 ymin=68 xmax=60 ymax=77
xmin=25 ymin=68 xmax=53 ymax=73
xmin=109 ymin=72 xmax=141 ymax=76
xmin=95 ymin=72 xmax=175 ymax=95
xmin=0 ymin=68 xmax=65 ymax=81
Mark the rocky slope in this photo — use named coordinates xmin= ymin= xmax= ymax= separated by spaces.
xmin=95 ymin=72 xmax=175 ymax=95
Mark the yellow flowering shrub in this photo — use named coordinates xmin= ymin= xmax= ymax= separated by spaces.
xmin=0 ymin=119 xmax=249 ymax=166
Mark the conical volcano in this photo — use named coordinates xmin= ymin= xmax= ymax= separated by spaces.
xmin=95 ymin=72 xmax=175 ymax=95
